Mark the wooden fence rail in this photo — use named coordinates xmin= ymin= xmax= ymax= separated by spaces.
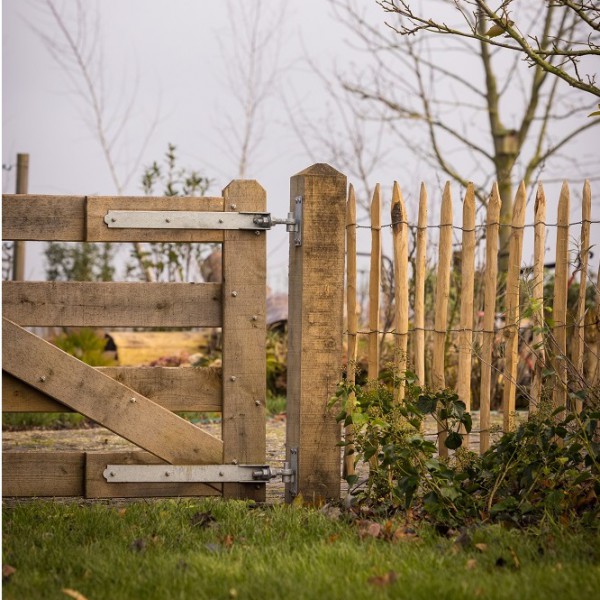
xmin=347 ymin=179 xmax=597 ymax=456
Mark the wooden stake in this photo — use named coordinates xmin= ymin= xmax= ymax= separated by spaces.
xmin=480 ymin=184 xmax=501 ymax=453
xmin=414 ymin=183 xmax=428 ymax=386
xmin=571 ymin=180 xmax=591 ymax=413
xmin=502 ymin=182 xmax=527 ymax=433
xmin=457 ymin=183 xmax=475 ymax=447
xmin=368 ymin=184 xmax=382 ymax=381
xmin=12 ymin=153 xmax=29 ymax=281
xmin=552 ymin=182 xmax=570 ymax=413
xmin=392 ymin=182 xmax=409 ymax=400
xmin=433 ymin=182 xmax=453 ymax=456
xmin=529 ymin=184 xmax=547 ymax=414
xmin=345 ymin=184 xmax=358 ymax=477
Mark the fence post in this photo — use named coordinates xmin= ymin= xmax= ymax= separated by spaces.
xmin=12 ymin=153 xmax=29 ymax=281
xmin=286 ymin=163 xmax=347 ymax=503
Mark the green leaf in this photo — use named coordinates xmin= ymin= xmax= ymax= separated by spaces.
xmin=445 ymin=432 xmax=463 ymax=450
xmin=417 ymin=394 xmax=438 ymax=414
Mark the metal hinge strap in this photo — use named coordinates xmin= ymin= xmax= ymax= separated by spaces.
xmin=103 ymin=463 xmax=295 ymax=485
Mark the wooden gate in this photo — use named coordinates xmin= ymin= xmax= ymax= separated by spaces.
xmin=3 ymin=180 xmax=267 ymax=500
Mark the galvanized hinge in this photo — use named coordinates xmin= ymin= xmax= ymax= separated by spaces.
xmin=103 ymin=461 xmax=296 ymax=485
xmin=104 ymin=196 xmax=303 ymax=246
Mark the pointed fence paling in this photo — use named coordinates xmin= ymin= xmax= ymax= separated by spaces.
xmin=344 ymin=179 xmax=596 ymax=458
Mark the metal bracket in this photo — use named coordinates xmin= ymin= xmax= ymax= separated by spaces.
xmin=103 ymin=463 xmax=295 ymax=485
xmin=289 ymin=447 xmax=298 ymax=497
xmin=104 ymin=201 xmax=303 ymax=246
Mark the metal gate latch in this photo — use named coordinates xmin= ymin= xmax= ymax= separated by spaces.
xmin=103 ymin=462 xmax=295 ymax=485
xmin=104 ymin=195 xmax=303 ymax=246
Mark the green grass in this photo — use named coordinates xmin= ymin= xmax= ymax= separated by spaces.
xmin=3 ymin=499 xmax=599 ymax=600
xmin=2 ymin=413 xmax=87 ymax=430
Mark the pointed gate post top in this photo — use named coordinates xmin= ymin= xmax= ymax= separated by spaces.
xmin=293 ymin=163 xmax=345 ymax=178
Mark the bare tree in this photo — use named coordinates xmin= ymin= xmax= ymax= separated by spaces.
xmin=328 ymin=0 xmax=599 ymax=270
xmin=28 ymin=0 xmax=159 ymax=280
xmin=218 ymin=0 xmax=289 ymax=179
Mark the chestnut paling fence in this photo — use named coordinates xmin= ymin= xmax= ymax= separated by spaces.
xmin=344 ymin=179 xmax=599 ymax=468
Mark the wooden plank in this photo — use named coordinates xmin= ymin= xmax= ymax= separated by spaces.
xmin=414 ymin=183 xmax=428 ymax=386
xmin=552 ymin=182 xmax=570 ymax=413
xmin=502 ymin=182 xmax=527 ymax=433
xmin=85 ymin=452 xmax=221 ymax=498
xmin=345 ymin=184 xmax=357 ymax=477
xmin=287 ymin=164 xmax=347 ymax=502
xmin=3 ymin=452 xmax=85 ymax=497
xmin=530 ymin=184 xmax=547 ymax=414
xmin=457 ymin=183 xmax=476 ymax=447
xmin=86 ymin=195 xmax=225 ymax=242
xmin=3 ymin=367 xmax=222 ymax=413
xmin=480 ymin=184 xmax=501 ymax=453
xmin=12 ymin=155 xmax=29 ymax=279
xmin=3 ymin=281 xmax=222 ymax=327
xmin=221 ymin=180 xmax=267 ymax=501
xmin=571 ymin=180 xmax=591 ymax=413
xmin=368 ymin=184 xmax=382 ymax=380
xmin=433 ymin=183 xmax=453 ymax=457
xmin=3 ymin=318 xmax=223 ymax=464
xmin=391 ymin=182 xmax=409 ymax=400
xmin=2 ymin=195 xmax=86 ymax=241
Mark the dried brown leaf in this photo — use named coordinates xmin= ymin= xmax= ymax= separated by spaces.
xmin=474 ymin=543 xmax=488 ymax=553
xmin=62 ymin=589 xmax=89 ymax=600
xmin=368 ymin=571 xmax=398 ymax=587
xmin=465 ymin=559 xmax=478 ymax=570
xmin=2 ymin=565 xmax=16 ymax=580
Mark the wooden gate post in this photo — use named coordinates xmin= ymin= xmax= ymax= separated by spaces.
xmin=286 ymin=163 xmax=347 ymax=503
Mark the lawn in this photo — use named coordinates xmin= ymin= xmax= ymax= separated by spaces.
xmin=3 ymin=498 xmax=599 ymax=600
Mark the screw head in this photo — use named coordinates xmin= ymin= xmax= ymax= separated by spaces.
xmin=109 ymin=471 xmax=115 ymax=477
xmin=230 ymin=376 xmax=237 ymax=382
xmin=231 ymin=291 xmax=238 ymax=297
xmin=165 ymin=471 xmax=170 ymax=477
xmin=39 ymin=375 xmax=47 ymax=382
xmin=218 ymin=218 xmax=224 ymax=224
xmin=130 ymin=397 xmax=137 ymax=403
xmin=165 ymin=218 xmax=171 ymax=223
xmin=255 ymin=231 xmax=261 ymax=236
xmin=230 ymin=203 xmax=237 ymax=210
xmin=255 ymin=400 xmax=261 ymax=406
xmin=232 ymin=459 xmax=238 ymax=465
xmin=219 ymin=471 xmax=224 ymax=477
xmin=111 ymin=218 xmax=116 ymax=223
xmin=251 ymin=315 xmax=258 ymax=321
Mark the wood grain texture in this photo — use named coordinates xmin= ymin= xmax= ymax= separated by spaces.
xmin=3 ymin=281 xmax=222 ymax=327
xmin=3 ymin=452 xmax=85 ymax=497
xmin=552 ymin=182 xmax=570 ymax=413
xmin=3 ymin=195 xmax=86 ymax=241
xmin=433 ymin=183 xmax=453 ymax=457
xmin=502 ymin=182 xmax=527 ymax=433
xmin=86 ymin=195 xmax=225 ymax=242
xmin=457 ymin=183 xmax=476 ymax=447
xmin=3 ymin=318 xmax=223 ymax=465
xmin=368 ymin=184 xmax=382 ymax=380
xmin=3 ymin=367 xmax=222 ymax=413
xmin=287 ymin=164 xmax=347 ymax=502
xmin=85 ymin=452 xmax=222 ymax=498
xmin=391 ymin=182 xmax=409 ymax=400
xmin=530 ymin=184 xmax=547 ymax=413
xmin=571 ymin=180 xmax=591 ymax=413
xmin=414 ymin=183 xmax=428 ymax=386
xmin=221 ymin=180 xmax=267 ymax=501
xmin=479 ymin=184 xmax=501 ymax=453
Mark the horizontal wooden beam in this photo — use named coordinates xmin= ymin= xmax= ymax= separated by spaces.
xmin=3 ymin=318 xmax=224 ymax=465
xmin=3 ymin=452 xmax=85 ymax=497
xmin=3 ymin=366 xmax=222 ymax=413
xmin=85 ymin=451 xmax=222 ymax=498
xmin=87 ymin=196 xmax=225 ymax=242
xmin=2 ymin=195 xmax=86 ymax=241
xmin=3 ymin=281 xmax=223 ymax=327
xmin=3 ymin=194 xmax=229 ymax=242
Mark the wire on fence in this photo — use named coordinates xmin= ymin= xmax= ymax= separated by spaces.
xmin=352 ymin=219 xmax=600 ymax=232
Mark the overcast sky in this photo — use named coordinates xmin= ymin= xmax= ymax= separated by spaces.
xmin=3 ymin=0 xmax=598 ymax=288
